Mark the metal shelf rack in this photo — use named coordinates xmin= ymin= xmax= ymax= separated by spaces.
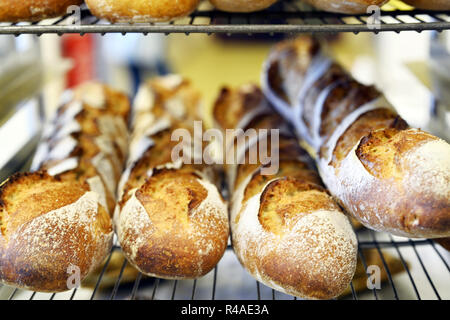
xmin=0 ymin=1 xmax=449 ymax=35
xmin=0 ymin=0 xmax=449 ymax=301
xmin=1 ymin=234 xmax=449 ymax=300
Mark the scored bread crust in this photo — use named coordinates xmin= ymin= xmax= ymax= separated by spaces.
xmin=402 ymin=0 xmax=450 ymax=10
xmin=85 ymin=0 xmax=201 ymax=23
xmin=0 ymin=172 xmax=113 ymax=292
xmin=302 ymin=0 xmax=388 ymax=13
xmin=0 ymin=83 xmax=131 ymax=292
xmin=214 ymin=85 xmax=357 ymax=299
xmin=262 ymin=37 xmax=450 ymax=239
xmin=115 ymin=75 xmax=229 ymax=279
xmin=209 ymin=0 xmax=278 ymax=12
xmin=117 ymin=170 xmax=228 ymax=279
xmin=0 ymin=0 xmax=83 ymax=22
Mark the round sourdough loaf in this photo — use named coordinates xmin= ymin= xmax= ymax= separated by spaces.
xmin=85 ymin=0 xmax=201 ymax=23
xmin=0 ymin=172 xmax=113 ymax=292
xmin=303 ymin=0 xmax=388 ymax=14
xmin=116 ymin=169 xmax=229 ymax=279
xmin=0 ymin=0 xmax=83 ymax=22
xmin=231 ymin=171 xmax=358 ymax=299
xmin=209 ymin=0 xmax=278 ymax=12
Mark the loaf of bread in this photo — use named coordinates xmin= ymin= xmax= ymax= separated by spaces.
xmin=0 ymin=0 xmax=83 ymax=22
xmin=209 ymin=0 xmax=278 ymax=12
xmin=302 ymin=0 xmax=388 ymax=14
xmin=85 ymin=0 xmax=200 ymax=23
xmin=436 ymin=238 xmax=450 ymax=251
xmin=213 ymin=84 xmax=357 ymax=299
xmin=262 ymin=37 xmax=450 ymax=239
xmin=402 ymin=0 xmax=450 ymax=10
xmin=115 ymin=75 xmax=229 ymax=280
xmin=0 ymin=82 xmax=130 ymax=292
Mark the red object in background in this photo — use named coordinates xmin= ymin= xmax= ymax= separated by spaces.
xmin=62 ymin=34 xmax=96 ymax=88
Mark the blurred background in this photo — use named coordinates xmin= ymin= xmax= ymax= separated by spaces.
xmin=0 ymin=28 xmax=449 ymax=300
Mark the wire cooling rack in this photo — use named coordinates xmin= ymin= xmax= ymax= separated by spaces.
xmin=0 ymin=227 xmax=449 ymax=300
xmin=0 ymin=1 xmax=449 ymax=35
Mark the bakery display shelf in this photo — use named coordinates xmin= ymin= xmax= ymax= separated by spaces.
xmin=0 ymin=1 xmax=450 ymax=36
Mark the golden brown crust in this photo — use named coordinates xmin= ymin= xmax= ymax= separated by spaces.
xmin=117 ymin=76 xmax=229 ymax=280
xmin=264 ymin=37 xmax=450 ymax=239
xmin=0 ymin=0 xmax=83 ymax=22
xmin=345 ymin=129 xmax=450 ymax=237
xmin=0 ymin=172 xmax=112 ymax=292
xmin=209 ymin=0 xmax=278 ymax=13
xmin=258 ymin=177 xmax=337 ymax=234
xmin=303 ymin=0 xmax=388 ymax=13
xmin=0 ymin=83 xmax=129 ymax=292
xmin=402 ymin=0 xmax=450 ymax=10
xmin=356 ymin=127 xmax=434 ymax=180
xmin=213 ymin=85 xmax=267 ymax=131
xmin=85 ymin=0 xmax=200 ymax=23
xmin=124 ymin=170 xmax=227 ymax=278
xmin=37 ymin=84 xmax=130 ymax=213
xmin=241 ymin=160 xmax=321 ymax=204
xmin=216 ymin=85 xmax=357 ymax=299
xmin=329 ymin=108 xmax=408 ymax=165
xmin=0 ymin=172 xmax=87 ymax=238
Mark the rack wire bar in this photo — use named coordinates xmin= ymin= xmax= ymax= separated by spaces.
xmin=109 ymin=260 xmax=128 ymax=300
xmin=428 ymin=240 xmax=450 ymax=272
xmin=388 ymin=235 xmax=421 ymax=300
xmin=409 ymin=240 xmax=441 ymax=300
xmin=129 ymin=273 xmax=143 ymax=300
xmin=0 ymin=1 xmax=449 ymax=35
xmin=370 ymin=231 xmax=399 ymax=299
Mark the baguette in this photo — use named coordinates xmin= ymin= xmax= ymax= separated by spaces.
xmin=302 ymin=0 xmax=388 ymax=14
xmin=262 ymin=37 xmax=450 ymax=239
xmin=402 ymin=0 xmax=450 ymax=10
xmin=85 ymin=0 xmax=200 ymax=23
xmin=0 ymin=0 xmax=83 ymax=22
xmin=209 ymin=0 xmax=278 ymax=12
xmin=213 ymin=84 xmax=357 ymax=299
xmin=115 ymin=75 xmax=229 ymax=279
xmin=0 ymin=82 xmax=131 ymax=292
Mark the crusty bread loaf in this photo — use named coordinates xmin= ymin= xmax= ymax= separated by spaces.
xmin=209 ymin=0 xmax=278 ymax=12
xmin=0 ymin=0 xmax=83 ymax=22
xmin=0 ymin=82 xmax=131 ymax=292
xmin=115 ymin=75 xmax=229 ymax=279
xmin=303 ymin=0 xmax=388 ymax=14
xmin=213 ymin=84 xmax=357 ymax=299
xmin=262 ymin=37 xmax=450 ymax=239
xmin=402 ymin=0 xmax=450 ymax=10
xmin=435 ymin=238 xmax=450 ymax=251
xmin=85 ymin=0 xmax=200 ymax=23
